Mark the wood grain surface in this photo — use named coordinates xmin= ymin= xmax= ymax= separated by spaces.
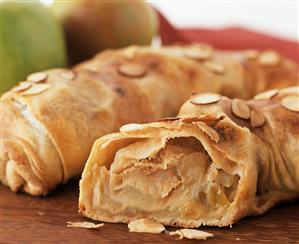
xmin=0 ymin=181 xmax=298 ymax=244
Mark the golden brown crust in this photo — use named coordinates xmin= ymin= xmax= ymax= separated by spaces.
xmin=1 ymin=45 xmax=298 ymax=195
xmin=79 ymin=87 xmax=299 ymax=227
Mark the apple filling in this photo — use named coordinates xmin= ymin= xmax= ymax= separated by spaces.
xmin=106 ymin=136 xmax=240 ymax=223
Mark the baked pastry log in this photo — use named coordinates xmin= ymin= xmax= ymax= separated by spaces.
xmin=1 ymin=45 xmax=298 ymax=195
xmin=79 ymin=87 xmax=299 ymax=227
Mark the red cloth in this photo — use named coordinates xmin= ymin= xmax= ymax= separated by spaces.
xmin=158 ymin=12 xmax=299 ymax=63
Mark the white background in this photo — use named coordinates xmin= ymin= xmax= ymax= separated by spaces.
xmin=149 ymin=0 xmax=298 ymax=41
xmin=41 ymin=0 xmax=298 ymax=41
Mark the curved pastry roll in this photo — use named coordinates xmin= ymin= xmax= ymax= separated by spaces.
xmin=1 ymin=45 xmax=298 ymax=195
xmin=79 ymin=87 xmax=299 ymax=227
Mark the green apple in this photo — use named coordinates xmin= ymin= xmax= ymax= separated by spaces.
xmin=52 ymin=0 xmax=158 ymax=64
xmin=1 ymin=1 xmax=67 ymax=94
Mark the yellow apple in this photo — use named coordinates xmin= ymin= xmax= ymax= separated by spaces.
xmin=52 ymin=0 xmax=157 ymax=63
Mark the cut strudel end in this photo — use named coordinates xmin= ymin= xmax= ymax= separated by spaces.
xmin=79 ymin=87 xmax=299 ymax=227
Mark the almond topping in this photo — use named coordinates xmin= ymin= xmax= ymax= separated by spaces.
xmin=182 ymin=117 xmax=202 ymax=123
xmin=118 ymin=64 xmax=146 ymax=78
xmin=182 ymin=115 xmax=222 ymax=124
xmin=184 ymin=46 xmax=213 ymax=60
xmin=27 ymin=72 xmax=47 ymax=83
xmin=250 ymin=110 xmax=265 ymax=128
xmin=203 ymin=60 xmax=226 ymax=74
xmin=169 ymin=229 xmax=214 ymax=240
xmin=258 ymin=51 xmax=281 ymax=66
xmin=281 ymin=96 xmax=299 ymax=112
xmin=190 ymin=93 xmax=220 ymax=105
xmin=232 ymin=99 xmax=251 ymax=119
xmin=20 ymin=84 xmax=51 ymax=96
xmin=85 ymin=65 xmax=99 ymax=72
xmin=61 ymin=71 xmax=75 ymax=80
xmin=254 ymin=89 xmax=278 ymax=100
xmin=123 ymin=47 xmax=137 ymax=60
xmin=156 ymin=117 xmax=180 ymax=122
xmin=197 ymin=122 xmax=220 ymax=143
xmin=12 ymin=82 xmax=32 ymax=92
xmin=120 ymin=123 xmax=144 ymax=132
xmin=244 ymin=49 xmax=259 ymax=59
xmin=67 ymin=221 xmax=104 ymax=229
xmin=128 ymin=218 xmax=165 ymax=234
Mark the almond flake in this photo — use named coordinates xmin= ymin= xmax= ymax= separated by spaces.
xmin=156 ymin=117 xmax=180 ymax=122
xmin=128 ymin=218 xmax=165 ymax=234
xmin=20 ymin=84 xmax=51 ymax=96
xmin=123 ymin=47 xmax=137 ymax=60
xmin=118 ymin=64 xmax=146 ymax=78
xmin=61 ymin=71 xmax=75 ymax=80
xmin=67 ymin=221 xmax=104 ymax=229
xmin=169 ymin=229 xmax=213 ymax=240
xmin=12 ymin=82 xmax=32 ymax=92
xmin=281 ymin=96 xmax=299 ymax=112
xmin=182 ymin=115 xmax=222 ymax=124
xmin=254 ymin=89 xmax=278 ymax=100
xmin=203 ymin=60 xmax=226 ymax=74
xmin=184 ymin=46 xmax=213 ymax=60
xmin=27 ymin=72 xmax=47 ymax=83
xmin=258 ymin=51 xmax=281 ymax=66
xmin=120 ymin=123 xmax=144 ymax=132
xmin=197 ymin=122 xmax=220 ymax=143
xmin=85 ymin=65 xmax=99 ymax=72
xmin=232 ymin=99 xmax=251 ymax=119
xmin=182 ymin=117 xmax=202 ymax=123
xmin=244 ymin=49 xmax=259 ymax=59
xmin=250 ymin=110 xmax=265 ymax=128
xmin=190 ymin=93 xmax=220 ymax=105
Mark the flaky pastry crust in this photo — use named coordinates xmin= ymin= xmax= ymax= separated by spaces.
xmin=1 ymin=45 xmax=298 ymax=195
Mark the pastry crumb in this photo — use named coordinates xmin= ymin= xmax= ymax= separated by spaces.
xmin=128 ymin=218 xmax=165 ymax=234
xmin=169 ymin=228 xmax=213 ymax=240
xmin=67 ymin=221 xmax=104 ymax=229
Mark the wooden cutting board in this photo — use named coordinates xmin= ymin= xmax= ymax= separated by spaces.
xmin=1 ymin=181 xmax=298 ymax=243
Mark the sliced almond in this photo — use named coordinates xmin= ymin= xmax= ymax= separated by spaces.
xmin=232 ymin=99 xmax=251 ymax=119
xmin=128 ymin=218 xmax=165 ymax=234
xmin=250 ymin=110 xmax=265 ymax=128
xmin=20 ymin=83 xmax=51 ymax=96
xmin=281 ymin=96 xmax=299 ymax=112
xmin=254 ymin=89 xmax=278 ymax=100
xmin=203 ymin=60 xmax=226 ymax=74
xmin=169 ymin=229 xmax=213 ymax=240
xmin=197 ymin=122 xmax=220 ymax=143
xmin=11 ymin=82 xmax=32 ymax=92
xmin=85 ymin=65 xmax=99 ymax=72
xmin=123 ymin=47 xmax=137 ymax=60
xmin=61 ymin=71 xmax=75 ymax=80
xmin=156 ymin=117 xmax=180 ymax=122
xmin=182 ymin=117 xmax=202 ymax=123
xmin=27 ymin=72 xmax=47 ymax=83
xmin=258 ymin=51 xmax=281 ymax=66
xmin=118 ymin=64 xmax=146 ymax=78
xmin=182 ymin=114 xmax=222 ymax=124
xmin=120 ymin=123 xmax=144 ymax=132
xmin=67 ymin=221 xmax=104 ymax=229
xmin=244 ymin=49 xmax=259 ymax=59
xmin=184 ymin=46 xmax=213 ymax=61
xmin=190 ymin=93 xmax=220 ymax=105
